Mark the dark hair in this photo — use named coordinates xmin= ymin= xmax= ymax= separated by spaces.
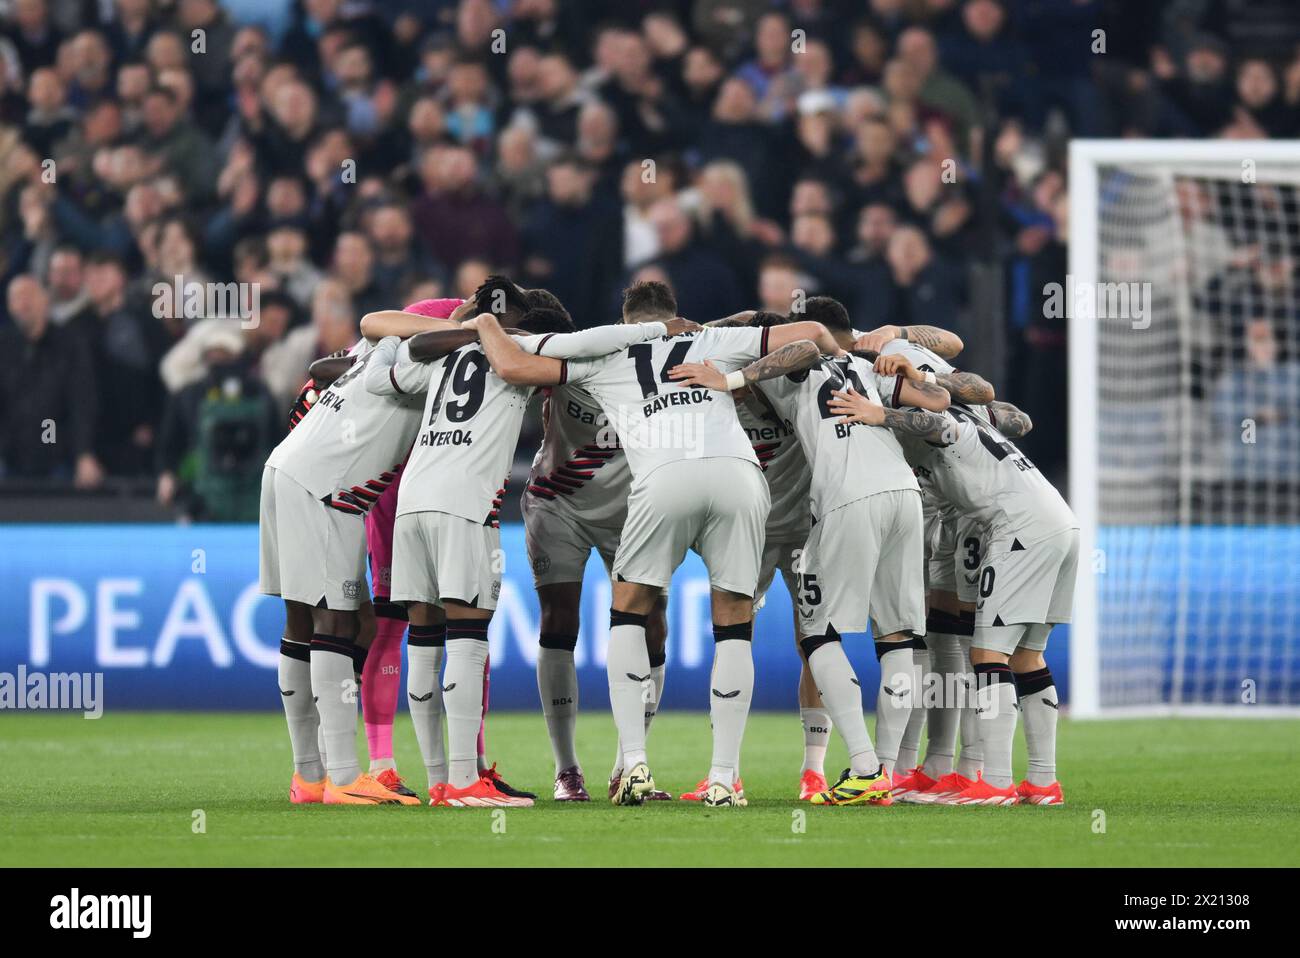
xmin=750 ymin=309 xmax=790 ymax=328
xmin=622 ymin=280 xmax=677 ymax=320
xmin=802 ymin=295 xmax=851 ymax=332
xmin=518 ymin=307 xmax=575 ymax=335
xmin=525 ymin=288 xmax=571 ymax=324
xmin=473 ymin=274 xmax=529 ymax=320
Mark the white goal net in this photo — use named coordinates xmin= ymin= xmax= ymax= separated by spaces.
xmin=1068 ymin=141 xmax=1300 ymax=716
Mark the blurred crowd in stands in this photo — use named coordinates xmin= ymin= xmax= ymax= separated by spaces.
xmin=2 ymin=0 xmax=1299 ymax=518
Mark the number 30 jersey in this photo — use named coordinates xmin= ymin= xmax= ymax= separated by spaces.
xmin=901 ymin=407 xmax=1077 ymax=550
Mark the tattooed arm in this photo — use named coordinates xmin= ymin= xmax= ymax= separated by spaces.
xmin=668 ymin=339 xmax=820 ymax=390
xmin=855 ymin=324 xmax=964 ymax=359
xmin=827 ymin=388 xmax=953 ymax=444
xmin=986 ymin=400 xmax=1033 ymax=438
xmin=900 ymin=325 xmax=963 ymax=357
xmin=935 ymin=370 xmax=995 ymax=405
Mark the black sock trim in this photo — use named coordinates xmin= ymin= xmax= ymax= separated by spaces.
xmin=907 ymin=634 xmax=927 ymax=651
xmin=447 ymin=620 xmax=490 ymax=642
xmin=713 ymin=622 xmax=752 ymax=643
xmin=610 ymin=609 xmax=648 ymax=629
xmin=874 ymin=639 xmax=913 ymax=661
xmin=408 ymin=623 xmax=446 ymax=648
xmin=351 ymin=645 xmax=369 ymax=673
xmin=973 ymin=662 xmax=1014 ymax=687
xmin=1014 ymin=666 xmax=1054 ymax=697
xmin=310 ymin=633 xmax=355 ymax=656
xmin=647 ymin=648 xmax=667 ymax=668
xmin=373 ymin=600 xmax=409 ymax=621
xmin=799 ymin=630 xmax=841 ymax=659
xmin=279 ymin=637 xmax=311 ymax=662
xmin=539 ymin=631 xmax=578 ymax=652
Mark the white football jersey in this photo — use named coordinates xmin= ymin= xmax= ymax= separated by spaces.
xmin=879 ymin=339 xmax=953 ymax=376
xmin=756 ymin=352 xmax=917 ymax=520
xmin=525 ymin=384 xmax=631 ymax=528
xmin=265 ymin=339 xmax=426 ymax=514
xmin=390 ymin=323 xmax=669 ymax=524
xmin=902 ymin=406 xmax=1077 ymax=549
xmin=736 ymin=391 xmax=810 ymax=540
xmin=562 ymin=326 xmax=773 ymax=481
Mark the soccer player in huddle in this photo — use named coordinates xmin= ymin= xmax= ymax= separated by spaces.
xmin=700 ymin=310 xmax=829 ymax=801
xmin=519 ymin=303 xmax=674 ymax=802
xmin=470 ymin=281 xmax=842 ymax=807
xmin=367 ymin=285 xmax=695 ymax=807
xmin=260 ymin=310 xmax=458 ymax=805
xmin=671 ymin=301 xmax=952 ymax=804
xmin=839 ymin=382 xmax=1076 ymax=805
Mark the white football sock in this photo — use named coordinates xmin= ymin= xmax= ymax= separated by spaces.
xmin=707 ymin=627 xmax=753 ymax=787
xmin=956 ymin=638 xmax=984 ymax=780
xmin=607 ymin=614 xmax=652 ymax=770
xmin=806 ymin=638 xmax=879 ymax=776
xmin=443 ymin=625 xmax=489 ymax=788
xmin=310 ymin=634 xmax=361 ymax=785
xmin=921 ymin=631 xmax=963 ymax=779
xmin=896 ymin=645 xmax=929 ymax=772
xmin=800 ymin=707 xmax=832 ymax=775
xmin=278 ymin=639 xmax=323 ymax=781
xmin=1016 ymin=666 xmax=1059 ymax=786
xmin=537 ymin=641 xmax=580 ymax=774
xmin=407 ymin=628 xmax=447 ymax=788
xmin=975 ymin=663 xmax=1018 ymax=789
xmin=874 ymin=642 xmax=916 ymax=777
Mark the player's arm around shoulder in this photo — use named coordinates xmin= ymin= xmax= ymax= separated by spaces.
xmin=669 ymin=338 xmax=822 ymax=392
xmin=359 ymin=309 xmax=461 ymax=342
xmin=364 ymin=336 xmax=427 ymax=396
xmin=828 ymin=387 xmax=954 ymax=444
xmin=872 ymin=353 xmax=951 ymax=412
xmin=986 ymin=400 xmax=1033 ymax=438
xmin=526 ymin=317 xmax=696 ymax=359
xmin=854 ymin=324 xmax=964 ymax=359
xmin=470 ymin=312 xmax=567 ymax=386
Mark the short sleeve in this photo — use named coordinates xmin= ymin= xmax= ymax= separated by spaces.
xmin=875 ymin=372 xmax=904 ymax=408
xmin=692 ymin=326 xmax=767 ymax=371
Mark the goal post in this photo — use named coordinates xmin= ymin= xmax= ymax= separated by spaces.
xmin=1068 ymin=140 xmax=1300 ymax=718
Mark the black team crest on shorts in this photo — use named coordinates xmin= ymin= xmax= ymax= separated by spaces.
xmin=342 ymin=579 xmax=362 ymax=601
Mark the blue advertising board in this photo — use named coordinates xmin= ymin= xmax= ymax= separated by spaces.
xmin=0 ymin=523 xmax=1075 ymax=713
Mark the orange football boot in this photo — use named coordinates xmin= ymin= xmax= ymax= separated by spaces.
xmin=324 ymin=772 xmax=421 ymax=805
xmin=290 ymin=773 xmax=325 ymax=804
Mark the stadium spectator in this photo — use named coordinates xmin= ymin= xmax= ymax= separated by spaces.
xmin=0 ymin=274 xmax=101 ymax=486
xmin=0 ymin=0 xmax=1293 ymax=512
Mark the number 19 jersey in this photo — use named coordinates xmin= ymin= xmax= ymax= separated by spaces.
xmin=395 ymin=344 xmax=531 ymax=525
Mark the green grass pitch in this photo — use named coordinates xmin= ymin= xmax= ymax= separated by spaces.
xmin=1 ymin=712 xmax=1296 ymax=867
